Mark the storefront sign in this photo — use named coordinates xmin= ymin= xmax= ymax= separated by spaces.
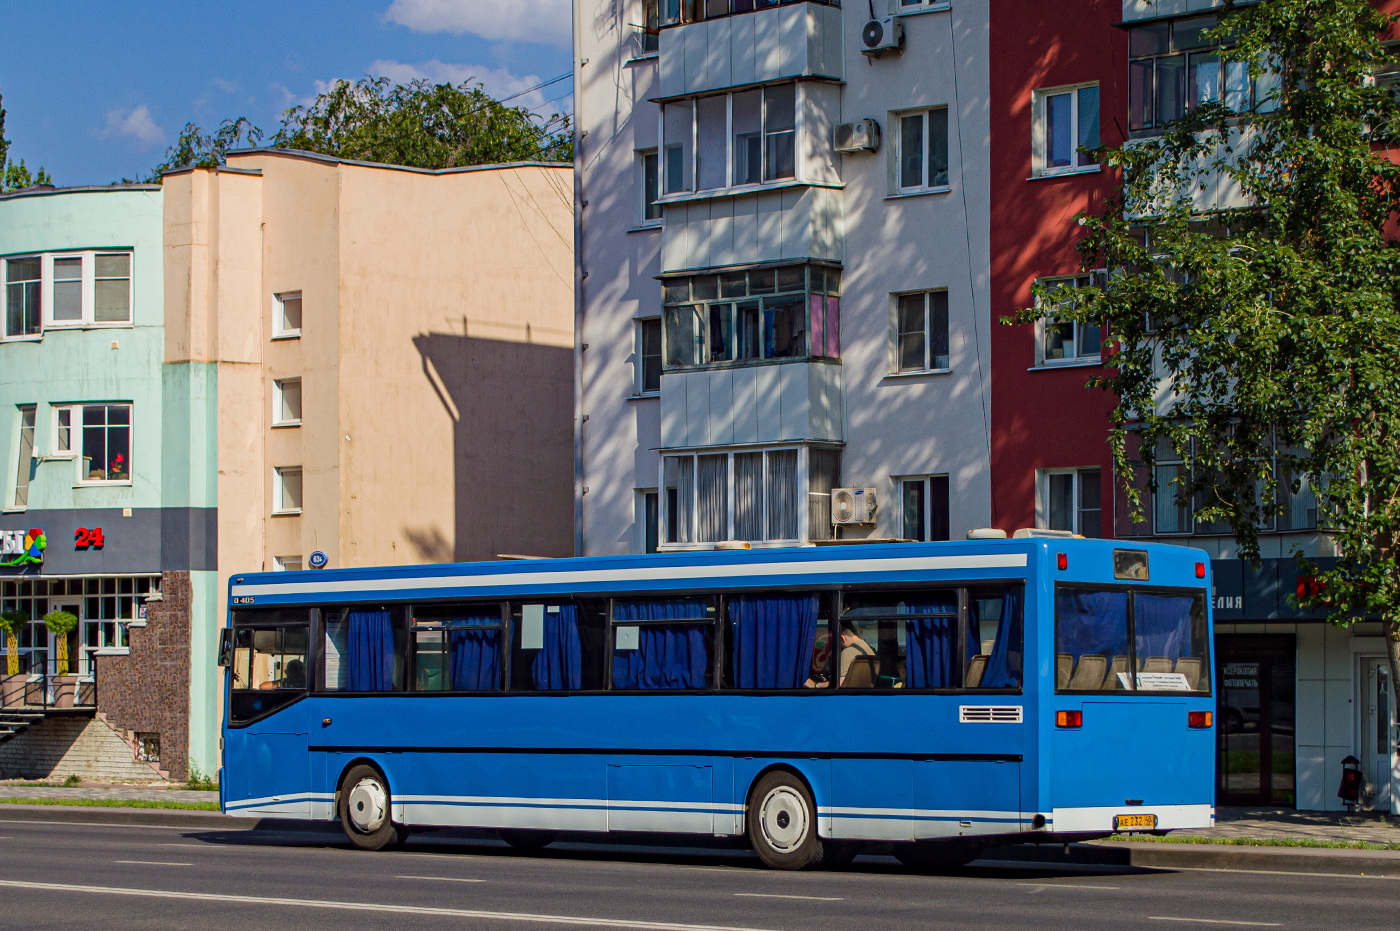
xmin=0 ymin=528 xmax=45 ymax=568
xmin=74 ymin=527 xmax=106 ymax=549
xmin=1210 ymin=558 xmax=1337 ymax=621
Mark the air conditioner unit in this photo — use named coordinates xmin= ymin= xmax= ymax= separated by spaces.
xmin=832 ymin=487 xmax=878 ymax=526
xmin=861 ymin=17 xmax=904 ymax=57
xmin=834 ymin=119 xmax=881 ymax=154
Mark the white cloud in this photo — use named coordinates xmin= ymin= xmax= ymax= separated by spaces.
xmin=92 ymin=105 xmax=165 ymax=149
xmin=369 ymin=59 xmax=569 ymax=115
xmin=212 ymin=77 xmax=239 ymax=94
xmin=383 ymin=0 xmax=571 ymax=48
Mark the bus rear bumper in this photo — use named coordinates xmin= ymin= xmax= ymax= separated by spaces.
xmin=1048 ymin=804 xmax=1213 ymax=834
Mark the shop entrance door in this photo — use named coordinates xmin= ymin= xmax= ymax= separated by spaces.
xmin=1216 ymin=636 xmax=1296 ymax=806
xmin=1361 ymin=657 xmax=1396 ymax=812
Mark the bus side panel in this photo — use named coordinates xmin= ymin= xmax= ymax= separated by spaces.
xmin=394 ymin=751 xmax=610 ymax=832
xmin=223 ymin=726 xmax=312 ymax=817
xmin=831 ymin=759 xmax=914 ymax=840
xmin=606 ymin=759 xmax=714 ymax=833
xmin=913 ymin=759 xmax=1023 ymax=839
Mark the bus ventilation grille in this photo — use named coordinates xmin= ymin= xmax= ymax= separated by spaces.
xmin=958 ymin=705 xmax=1023 ymax=724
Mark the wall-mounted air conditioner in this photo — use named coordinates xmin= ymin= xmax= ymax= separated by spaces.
xmin=861 ymin=17 xmax=904 ymax=57
xmin=835 ymin=119 xmax=881 ymax=154
xmin=832 ymin=487 xmax=878 ymax=526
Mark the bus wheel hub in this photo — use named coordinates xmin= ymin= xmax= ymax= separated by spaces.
xmin=760 ymin=786 xmax=807 ymax=852
xmin=347 ymin=777 xmax=387 ymax=833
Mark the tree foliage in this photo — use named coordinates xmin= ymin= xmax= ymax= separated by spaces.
xmin=0 ymin=90 xmax=53 ymax=193
xmin=1019 ymin=0 xmax=1400 ymax=685
xmin=148 ymin=75 xmax=571 ymax=178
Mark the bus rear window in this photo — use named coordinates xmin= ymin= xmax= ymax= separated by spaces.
xmin=1056 ymin=587 xmax=1209 ymax=693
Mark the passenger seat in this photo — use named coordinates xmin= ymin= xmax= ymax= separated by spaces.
xmin=965 ymin=655 xmax=988 ymax=688
xmin=1056 ymin=653 xmax=1073 ymax=690
xmin=1068 ymin=654 xmax=1107 ymax=690
xmin=1101 ymin=654 xmax=1131 ymax=690
xmin=1174 ymin=657 xmax=1203 ymax=690
xmin=844 ymin=655 xmax=878 ymax=688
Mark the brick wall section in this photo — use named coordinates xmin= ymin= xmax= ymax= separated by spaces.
xmin=95 ymin=570 xmax=191 ymax=782
xmin=0 ymin=714 xmax=165 ymax=782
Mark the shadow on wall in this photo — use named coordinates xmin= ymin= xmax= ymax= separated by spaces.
xmin=411 ymin=333 xmax=575 ymax=563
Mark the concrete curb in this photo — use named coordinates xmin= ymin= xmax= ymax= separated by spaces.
xmin=0 ymin=803 xmax=341 ymax=834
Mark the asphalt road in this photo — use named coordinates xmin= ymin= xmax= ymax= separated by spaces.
xmin=0 ymin=817 xmax=1395 ymax=930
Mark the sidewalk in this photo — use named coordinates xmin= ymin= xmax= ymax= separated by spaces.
xmin=1171 ymin=805 xmax=1400 ymax=848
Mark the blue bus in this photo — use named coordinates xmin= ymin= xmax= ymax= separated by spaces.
xmin=218 ymin=536 xmax=1215 ymax=869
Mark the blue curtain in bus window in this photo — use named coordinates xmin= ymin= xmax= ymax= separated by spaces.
xmin=347 ymin=609 xmax=394 ymax=691
xmin=729 ymin=594 xmax=817 ymax=688
xmin=613 ymin=599 xmax=709 ymax=689
xmin=981 ymin=587 xmax=1024 ymax=689
xmin=904 ymin=591 xmax=958 ymax=688
xmin=532 ymin=604 xmax=583 ymax=690
xmin=1133 ymin=594 xmax=1195 ymax=661
xmin=1056 ymin=589 xmax=1129 ymax=659
xmin=449 ymin=613 xmax=501 ymax=690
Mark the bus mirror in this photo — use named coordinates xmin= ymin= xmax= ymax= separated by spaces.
xmin=217 ymin=628 xmax=234 ymax=667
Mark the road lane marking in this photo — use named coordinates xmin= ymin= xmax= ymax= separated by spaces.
xmin=0 ymin=879 xmax=783 ymax=931
xmin=1148 ymin=919 xmax=1282 ymax=927
xmin=114 ymin=860 xmax=191 ymax=867
xmin=733 ymin=893 xmax=843 ymax=901
xmin=397 ymin=875 xmax=487 ymax=883
xmin=1019 ymin=883 xmax=1119 ymax=891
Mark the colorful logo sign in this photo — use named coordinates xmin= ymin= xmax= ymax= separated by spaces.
xmin=0 ymin=528 xmax=45 ymax=567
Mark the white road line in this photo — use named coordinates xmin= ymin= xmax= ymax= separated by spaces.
xmin=1019 ymin=883 xmax=1119 ymax=891
xmin=732 ymin=893 xmax=843 ymax=901
xmin=114 ymin=860 xmax=192 ymax=867
xmin=0 ymin=878 xmax=782 ymax=931
xmin=397 ymin=875 xmax=488 ymax=883
xmin=1148 ymin=918 xmax=1282 ymax=927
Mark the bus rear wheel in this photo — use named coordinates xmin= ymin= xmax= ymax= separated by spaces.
xmin=746 ymin=770 xmax=832 ymax=870
xmin=339 ymin=764 xmax=400 ymax=851
xmin=893 ymin=840 xmax=980 ymax=872
xmin=499 ymin=829 xmax=558 ymax=851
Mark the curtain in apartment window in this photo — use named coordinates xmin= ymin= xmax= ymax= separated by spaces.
xmin=734 ymin=452 xmax=764 ymax=540
xmin=807 ymin=448 xmax=840 ymax=542
xmin=697 ymin=454 xmax=728 ymax=542
xmin=903 ymin=591 xmax=959 ymax=688
xmin=532 ymin=603 xmax=583 ymax=690
xmin=729 ymin=594 xmax=817 ymax=689
xmin=448 ymin=612 xmax=501 ymax=690
xmin=766 ymin=450 xmax=799 ymax=540
xmin=347 ymin=609 xmax=395 ymax=691
xmin=612 ymin=600 xmax=709 ymax=689
xmin=980 ymin=587 xmax=1024 ymax=688
xmin=666 ymin=456 xmax=695 ymax=543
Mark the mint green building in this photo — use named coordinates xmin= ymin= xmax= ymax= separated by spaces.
xmin=0 ymin=184 xmax=218 ymax=781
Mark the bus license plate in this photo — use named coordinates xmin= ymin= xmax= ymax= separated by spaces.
xmin=1115 ymin=813 xmax=1157 ymax=830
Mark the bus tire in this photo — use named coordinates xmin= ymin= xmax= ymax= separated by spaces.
xmin=498 ymin=829 xmax=558 ymax=851
xmin=339 ymin=764 xmax=398 ymax=851
xmin=747 ymin=770 xmax=824 ymax=870
xmin=893 ymin=841 xmax=980 ymax=872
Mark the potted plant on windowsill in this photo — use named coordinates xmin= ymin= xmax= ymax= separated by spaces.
xmin=43 ymin=610 xmax=79 ymax=708
xmin=0 ymin=610 xmax=26 ymax=707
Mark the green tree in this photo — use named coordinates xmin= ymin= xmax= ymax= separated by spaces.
xmin=146 ymin=116 xmax=263 ymax=179
xmin=1018 ymin=0 xmax=1400 ymax=687
xmin=0 ymin=90 xmax=53 ymax=193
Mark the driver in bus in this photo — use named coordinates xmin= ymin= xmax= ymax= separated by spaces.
xmin=258 ymin=658 xmax=306 ymax=690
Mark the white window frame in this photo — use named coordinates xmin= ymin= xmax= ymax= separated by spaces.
xmin=637 ymin=149 xmax=662 ymax=227
xmin=273 ymin=555 xmax=303 ymax=571
xmin=1036 ymin=467 xmax=1102 ymax=537
xmin=660 ymin=444 xmax=813 ymax=549
xmin=1032 ymin=83 xmax=1101 ymax=178
xmin=896 ymin=474 xmax=951 ymax=542
xmin=72 ymin=403 xmax=134 ymax=487
xmin=891 ymin=290 xmax=951 ymax=374
xmin=891 ymin=106 xmax=951 ymax=196
xmin=1034 ymin=273 xmax=1103 ymax=367
xmin=273 ymin=291 xmax=302 ymax=339
xmin=896 ymin=0 xmax=952 ymax=12
xmin=51 ymin=405 xmax=76 ymax=457
xmin=273 ymin=378 xmax=302 ymax=427
xmin=273 ymin=466 xmax=303 ymax=515
xmin=2 ymin=251 xmax=134 ymax=335
xmin=660 ymin=83 xmax=802 ymax=200
xmin=635 ymin=318 xmax=662 ymax=396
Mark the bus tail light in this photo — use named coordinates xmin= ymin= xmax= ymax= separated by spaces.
xmin=1056 ymin=553 xmax=1067 ymax=571
xmin=1195 ymin=562 xmax=1206 ymax=578
xmin=1056 ymin=710 xmax=1082 ymax=728
xmin=1188 ymin=711 xmax=1212 ymax=729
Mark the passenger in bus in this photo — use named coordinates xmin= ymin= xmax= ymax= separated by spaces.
xmin=806 ymin=625 xmax=877 ymax=687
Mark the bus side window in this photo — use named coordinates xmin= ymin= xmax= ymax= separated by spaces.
xmin=612 ymin=597 xmax=715 ymax=690
xmin=969 ymin=586 xmax=1024 ymax=689
xmin=1056 ymin=588 xmax=1128 ymax=691
xmin=509 ymin=600 xmax=607 ymax=691
xmin=413 ymin=603 xmax=504 ymax=692
xmin=839 ymin=590 xmax=960 ymax=689
xmin=725 ymin=592 xmax=831 ymax=689
xmin=321 ymin=606 xmax=408 ymax=692
xmin=228 ymin=622 xmax=310 ymax=723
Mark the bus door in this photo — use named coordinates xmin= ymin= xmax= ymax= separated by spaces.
xmin=225 ymin=622 xmax=312 ymax=816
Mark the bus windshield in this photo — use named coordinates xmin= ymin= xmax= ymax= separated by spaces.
xmin=1055 ymin=586 xmax=1209 ymax=694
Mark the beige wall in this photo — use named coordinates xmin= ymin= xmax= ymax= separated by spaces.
xmin=164 ymin=151 xmax=575 ymax=590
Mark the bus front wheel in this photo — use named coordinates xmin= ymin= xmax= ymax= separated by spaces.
xmin=339 ymin=764 xmax=400 ymax=851
xmin=746 ymin=770 xmax=832 ymax=870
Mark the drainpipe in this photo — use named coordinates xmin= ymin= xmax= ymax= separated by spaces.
xmin=571 ymin=0 xmax=586 ymax=558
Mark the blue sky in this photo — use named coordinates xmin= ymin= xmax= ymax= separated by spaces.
xmin=0 ymin=0 xmax=573 ymax=185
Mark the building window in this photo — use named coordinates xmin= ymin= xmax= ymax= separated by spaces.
xmin=662 ymin=83 xmax=799 ymax=197
xmin=53 ymin=406 xmax=74 ymax=456
xmin=894 ymin=107 xmax=950 ymax=194
xmin=1036 ymin=274 xmax=1102 ymax=365
xmin=2 ymin=252 xmax=133 ymax=335
xmin=894 ymin=291 xmax=950 ymax=373
xmin=637 ymin=319 xmax=662 ymax=394
xmin=639 ymin=150 xmax=662 ymax=224
xmin=136 ymin=733 xmax=161 ymax=763
xmin=274 ymin=292 xmax=302 ymax=338
xmin=273 ymin=379 xmax=302 ymax=426
xmin=900 ymin=476 xmax=950 ymax=542
xmin=1040 ymin=468 xmax=1101 ymax=537
xmin=11 ymin=406 xmax=36 ymax=510
xmin=637 ymin=489 xmax=660 ymax=553
xmin=77 ymin=404 xmax=131 ymax=483
xmin=663 ymin=446 xmax=835 ymax=546
xmin=1128 ymin=13 xmax=1272 ymax=133
xmin=274 ymin=467 xmax=303 ymax=515
xmin=641 ymin=0 xmax=661 ymax=53
xmin=1034 ymin=84 xmax=1099 ymax=175
xmin=658 ymin=0 xmax=839 ymax=28
xmin=273 ymin=555 xmax=303 ymax=571
xmin=662 ymin=264 xmax=839 ymax=371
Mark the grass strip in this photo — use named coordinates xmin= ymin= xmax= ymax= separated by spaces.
xmin=1108 ymin=832 xmax=1400 ymax=851
xmin=0 ymin=797 xmax=220 ymax=811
